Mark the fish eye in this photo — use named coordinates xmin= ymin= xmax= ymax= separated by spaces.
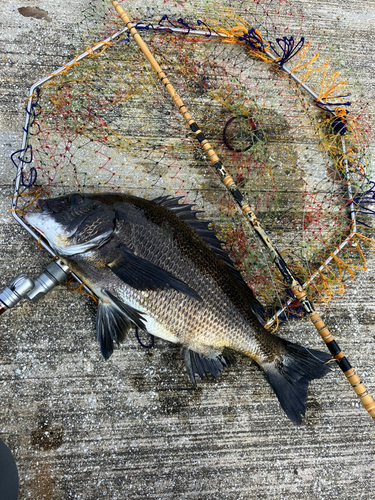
xmin=69 ymin=194 xmax=82 ymax=205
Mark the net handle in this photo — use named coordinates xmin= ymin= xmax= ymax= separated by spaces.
xmin=110 ymin=0 xmax=375 ymax=421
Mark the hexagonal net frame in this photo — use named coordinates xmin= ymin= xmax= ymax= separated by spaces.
xmin=11 ymin=0 xmax=374 ymax=324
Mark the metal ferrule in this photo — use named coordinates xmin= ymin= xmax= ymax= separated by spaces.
xmin=0 ymin=274 xmax=35 ymax=309
xmin=27 ymin=260 xmax=70 ymax=303
xmin=298 ymin=296 xmax=315 ymax=315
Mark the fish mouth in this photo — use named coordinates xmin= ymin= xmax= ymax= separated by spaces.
xmin=33 ymin=226 xmax=45 ymax=237
xmin=24 ymin=199 xmax=51 ymax=235
xmin=24 ymin=212 xmax=45 ymax=236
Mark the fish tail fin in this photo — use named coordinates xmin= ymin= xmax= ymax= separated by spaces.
xmin=261 ymin=342 xmax=331 ymax=424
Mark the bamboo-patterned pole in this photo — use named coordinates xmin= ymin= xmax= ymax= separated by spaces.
xmin=110 ymin=0 xmax=375 ymax=420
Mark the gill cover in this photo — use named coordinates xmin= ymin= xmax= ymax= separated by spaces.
xmin=26 ymin=194 xmax=116 ymax=255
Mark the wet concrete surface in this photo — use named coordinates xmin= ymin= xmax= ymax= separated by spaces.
xmin=1 ymin=1 xmax=375 ymax=498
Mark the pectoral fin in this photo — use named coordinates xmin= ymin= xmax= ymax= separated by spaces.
xmin=107 ymin=244 xmax=201 ymax=301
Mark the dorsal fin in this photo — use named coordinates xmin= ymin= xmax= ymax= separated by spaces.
xmin=152 ymin=196 xmax=267 ymax=324
xmin=151 ymin=195 xmax=229 ymax=258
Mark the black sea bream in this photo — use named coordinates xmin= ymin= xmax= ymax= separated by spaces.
xmin=25 ymin=193 xmax=331 ymax=424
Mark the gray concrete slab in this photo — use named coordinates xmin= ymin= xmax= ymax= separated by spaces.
xmin=1 ymin=1 xmax=375 ymax=499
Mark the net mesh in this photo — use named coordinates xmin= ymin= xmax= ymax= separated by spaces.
xmin=13 ymin=0 xmax=374 ymax=322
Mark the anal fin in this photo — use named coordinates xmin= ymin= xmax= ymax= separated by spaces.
xmin=183 ymin=348 xmax=234 ymax=386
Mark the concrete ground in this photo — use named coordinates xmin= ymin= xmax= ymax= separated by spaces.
xmin=1 ymin=0 xmax=375 ymax=499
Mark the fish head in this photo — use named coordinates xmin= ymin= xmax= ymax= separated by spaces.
xmin=25 ymin=193 xmax=116 ymax=255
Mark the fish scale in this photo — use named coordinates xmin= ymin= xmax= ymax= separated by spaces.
xmin=80 ymin=240 xmax=263 ymax=360
xmin=25 ymin=192 xmax=332 ymax=424
xmin=112 ymin=204 xmax=265 ymax=358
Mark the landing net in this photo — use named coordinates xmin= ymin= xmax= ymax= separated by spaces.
xmin=12 ymin=0 xmax=374 ymax=323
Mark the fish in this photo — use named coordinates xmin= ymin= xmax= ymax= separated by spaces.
xmin=25 ymin=192 xmax=331 ymax=424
